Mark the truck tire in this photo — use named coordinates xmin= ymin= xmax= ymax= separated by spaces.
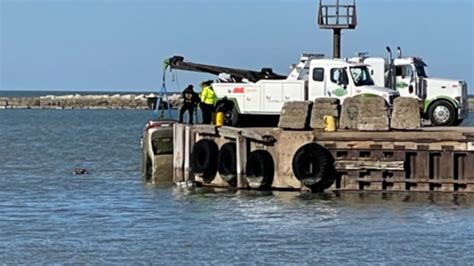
xmin=217 ymin=142 xmax=237 ymax=184
xmin=224 ymin=106 xmax=239 ymax=127
xmin=216 ymin=101 xmax=239 ymax=126
xmin=292 ymin=143 xmax=336 ymax=191
xmin=191 ymin=139 xmax=218 ymax=182
xmin=428 ymin=100 xmax=456 ymax=126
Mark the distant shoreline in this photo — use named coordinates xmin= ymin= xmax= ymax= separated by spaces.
xmin=0 ymin=93 xmax=182 ymax=110
xmin=1 ymin=93 xmax=473 ymax=111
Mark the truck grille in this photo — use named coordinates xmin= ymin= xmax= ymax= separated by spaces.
xmin=462 ymin=82 xmax=468 ymax=107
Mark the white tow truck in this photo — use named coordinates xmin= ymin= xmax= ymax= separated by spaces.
xmin=165 ymin=54 xmax=399 ymax=126
xmin=349 ymin=47 xmax=469 ymax=126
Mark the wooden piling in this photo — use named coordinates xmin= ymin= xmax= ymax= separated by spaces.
xmin=236 ymin=135 xmax=248 ymax=189
xmin=184 ymin=125 xmax=195 ymax=183
xmin=173 ymin=124 xmax=185 ymax=183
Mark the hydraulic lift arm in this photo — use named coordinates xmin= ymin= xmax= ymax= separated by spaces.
xmin=163 ymin=56 xmax=286 ymax=83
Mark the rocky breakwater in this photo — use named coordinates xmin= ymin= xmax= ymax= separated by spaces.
xmin=0 ymin=93 xmax=182 ymax=110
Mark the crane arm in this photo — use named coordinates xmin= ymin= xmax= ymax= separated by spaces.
xmin=163 ymin=56 xmax=286 ymax=83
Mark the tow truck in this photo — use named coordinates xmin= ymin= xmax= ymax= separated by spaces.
xmin=349 ymin=47 xmax=469 ymax=126
xmin=164 ymin=54 xmax=399 ymax=126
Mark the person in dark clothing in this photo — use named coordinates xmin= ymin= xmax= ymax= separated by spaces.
xmin=179 ymin=84 xmax=199 ymax=124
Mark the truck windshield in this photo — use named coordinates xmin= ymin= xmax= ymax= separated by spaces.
xmin=415 ymin=65 xmax=427 ymax=78
xmin=350 ymin=66 xmax=375 ymax=86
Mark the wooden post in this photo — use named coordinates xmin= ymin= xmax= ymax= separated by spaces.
xmin=173 ymin=124 xmax=185 ymax=183
xmin=412 ymin=150 xmax=430 ymax=191
xmin=183 ymin=125 xmax=195 ymax=183
xmin=439 ymin=150 xmax=454 ymax=191
xmin=465 ymin=153 xmax=474 ymax=192
xmin=236 ymin=135 xmax=248 ymax=189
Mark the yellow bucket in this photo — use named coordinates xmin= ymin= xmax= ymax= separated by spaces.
xmin=215 ymin=112 xmax=224 ymax=126
xmin=323 ymin=115 xmax=336 ymax=132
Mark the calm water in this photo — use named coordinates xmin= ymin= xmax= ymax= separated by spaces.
xmin=1 ymin=109 xmax=474 ymax=264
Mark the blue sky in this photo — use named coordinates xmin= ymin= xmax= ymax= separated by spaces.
xmin=1 ymin=0 xmax=473 ymax=92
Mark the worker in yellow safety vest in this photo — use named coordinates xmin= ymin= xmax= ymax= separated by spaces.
xmin=199 ymin=80 xmax=217 ymax=124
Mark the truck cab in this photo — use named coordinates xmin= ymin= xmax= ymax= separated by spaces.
xmin=350 ymin=50 xmax=469 ymax=126
xmin=307 ymin=59 xmax=398 ymax=105
xmin=392 ymin=57 xmax=469 ymax=126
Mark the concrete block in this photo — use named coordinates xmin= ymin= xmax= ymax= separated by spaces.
xmin=339 ymin=97 xmax=359 ymax=130
xmin=340 ymin=95 xmax=389 ymax=131
xmin=310 ymin=98 xmax=340 ymax=130
xmin=278 ymin=101 xmax=312 ymax=129
xmin=353 ymin=94 xmax=386 ymax=106
xmin=314 ymin=97 xmax=339 ymax=104
xmin=356 ymin=116 xmax=389 ymax=131
xmin=390 ymin=97 xmax=421 ymax=130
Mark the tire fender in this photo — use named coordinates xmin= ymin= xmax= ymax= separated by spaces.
xmin=292 ymin=143 xmax=336 ymax=191
xmin=217 ymin=142 xmax=237 ymax=184
xmin=191 ymin=139 xmax=219 ymax=182
xmin=245 ymin=150 xmax=274 ymax=189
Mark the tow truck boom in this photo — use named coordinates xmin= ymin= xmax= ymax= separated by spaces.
xmin=164 ymin=56 xmax=286 ymax=83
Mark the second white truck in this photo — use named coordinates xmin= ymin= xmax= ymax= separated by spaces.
xmin=349 ymin=47 xmax=469 ymax=126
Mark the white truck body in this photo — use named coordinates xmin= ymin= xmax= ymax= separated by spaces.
xmin=213 ymin=55 xmax=399 ymax=115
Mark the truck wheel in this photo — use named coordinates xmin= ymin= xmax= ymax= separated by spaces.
xmin=428 ymin=100 xmax=456 ymax=126
xmin=215 ymin=101 xmax=239 ymax=127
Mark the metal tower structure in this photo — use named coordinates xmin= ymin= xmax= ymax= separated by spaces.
xmin=317 ymin=0 xmax=357 ymax=58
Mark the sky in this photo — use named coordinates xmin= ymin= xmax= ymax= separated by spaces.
xmin=0 ymin=0 xmax=473 ymax=93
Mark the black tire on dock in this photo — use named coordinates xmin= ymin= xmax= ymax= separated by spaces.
xmin=217 ymin=142 xmax=237 ymax=184
xmin=191 ymin=139 xmax=219 ymax=182
xmin=245 ymin=150 xmax=274 ymax=190
xmin=292 ymin=143 xmax=335 ymax=191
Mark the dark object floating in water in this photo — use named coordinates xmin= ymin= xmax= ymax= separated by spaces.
xmin=74 ymin=168 xmax=89 ymax=175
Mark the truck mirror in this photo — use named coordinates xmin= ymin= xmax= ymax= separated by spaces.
xmin=340 ymin=71 xmax=349 ymax=85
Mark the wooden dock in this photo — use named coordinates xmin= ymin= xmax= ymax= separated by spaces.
xmin=172 ymin=124 xmax=474 ymax=193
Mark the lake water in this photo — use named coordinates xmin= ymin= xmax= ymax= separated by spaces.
xmin=1 ymin=109 xmax=474 ymax=264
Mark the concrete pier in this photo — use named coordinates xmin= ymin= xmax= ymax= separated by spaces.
xmin=172 ymin=125 xmax=474 ymax=193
